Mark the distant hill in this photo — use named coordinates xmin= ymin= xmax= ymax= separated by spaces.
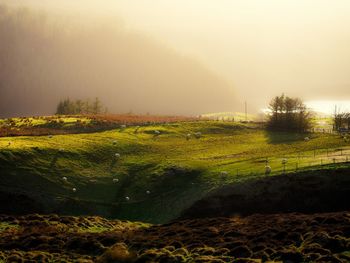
xmin=201 ymin=111 xmax=260 ymax=122
xmin=0 ymin=5 xmax=236 ymax=118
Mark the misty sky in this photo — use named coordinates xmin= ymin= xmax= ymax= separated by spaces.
xmin=2 ymin=0 xmax=350 ymax=115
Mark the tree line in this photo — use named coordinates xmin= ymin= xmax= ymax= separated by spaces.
xmin=56 ymin=98 xmax=105 ymax=115
xmin=267 ymin=94 xmax=312 ymax=132
xmin=333 ymin=110 xmax=350 ymax=132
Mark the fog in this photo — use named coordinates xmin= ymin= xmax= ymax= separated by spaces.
xmin=1 ymin=0 xmax=350 ymax=117
xmin=0 ymin=3 xmax=235 ymax=117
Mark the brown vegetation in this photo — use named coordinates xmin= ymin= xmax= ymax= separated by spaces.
xmin=0 ymin=212 xmax=349 ymax=262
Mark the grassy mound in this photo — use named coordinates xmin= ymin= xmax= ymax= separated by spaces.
xmin=0 ymin=115 xmax=197 ymax=137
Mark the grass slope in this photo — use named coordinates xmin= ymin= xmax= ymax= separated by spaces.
xmin=0 ymin=120 xmax=349 ymax=223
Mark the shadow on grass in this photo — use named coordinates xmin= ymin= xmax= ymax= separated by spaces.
xmin=49 ymin=154 xmax=59 ymax=169
xmin=264 ymin=130 xmax=309 ymax=145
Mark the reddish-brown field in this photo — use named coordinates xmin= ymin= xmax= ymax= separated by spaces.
xmin=0 ymin=114 xmax=200 ymax=137
xmin=0 ymin=212 xmax=349 ymax=262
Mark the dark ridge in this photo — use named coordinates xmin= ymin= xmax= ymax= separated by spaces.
xmin=0 ymin=191 xmax=45 ymax=214
xmin=180 ymin=167 xmax=350 ymax=220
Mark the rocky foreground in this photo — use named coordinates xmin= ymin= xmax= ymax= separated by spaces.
xmin=0 ymin=212 xmax=350 ymax=262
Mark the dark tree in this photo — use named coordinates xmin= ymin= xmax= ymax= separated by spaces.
xmin=333 ymin=109 xmax=350 ymax=132
xmin=56 ymin=100 xmax=65 ymax=115
xmin=55 ymin=98 xmax=104 ymax=115
xmin=267 ymin=94 xmax=312 ymax=132
xmin=92 ymin=97 xmax=102 ymax=114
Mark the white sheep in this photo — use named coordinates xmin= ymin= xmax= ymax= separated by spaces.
xmin=113 ymin=178 xmax=119 ymax=183
xmin=125 ymin=196 xmax=130 ymax=201
xmin=154 ymin=130 xmax=161 ymax=135
xmin=186 ymin=133 xmax=191 ymax=141
xmin=304 ymin=137 xmax=310 ymax=141
xmin=48 ymin=135 xmax=53 ymax=138
xmin=59 ymin=148 xmax=65 ymax=153
xmin=62 ymin=177 xmax=67 ymax=181
xmin=115 ymin=153 xmax=121 ymax=159
xmin=146 ymin=190 xmax=151 ymax=194
xmin=72 ymin=188 xmax=77 ymax=192
xmin=120 ymin=124 xmax=127 ymax=129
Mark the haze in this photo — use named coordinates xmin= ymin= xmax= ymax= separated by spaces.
xmin=1 ymin=0 xmax=350 ymax=117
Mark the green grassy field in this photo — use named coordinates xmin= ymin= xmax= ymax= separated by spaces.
xmin=0 ymin=119 xmax=349 ymax=223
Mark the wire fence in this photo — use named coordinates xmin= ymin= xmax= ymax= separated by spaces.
xmin=1 ymin=144 xmax=350 ymax=220
xmin=220 ymin=147 xmax=350 ymax=182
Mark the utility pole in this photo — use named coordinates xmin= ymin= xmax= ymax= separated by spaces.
xmin=245 ymin=101 xmax=247 ymax=122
